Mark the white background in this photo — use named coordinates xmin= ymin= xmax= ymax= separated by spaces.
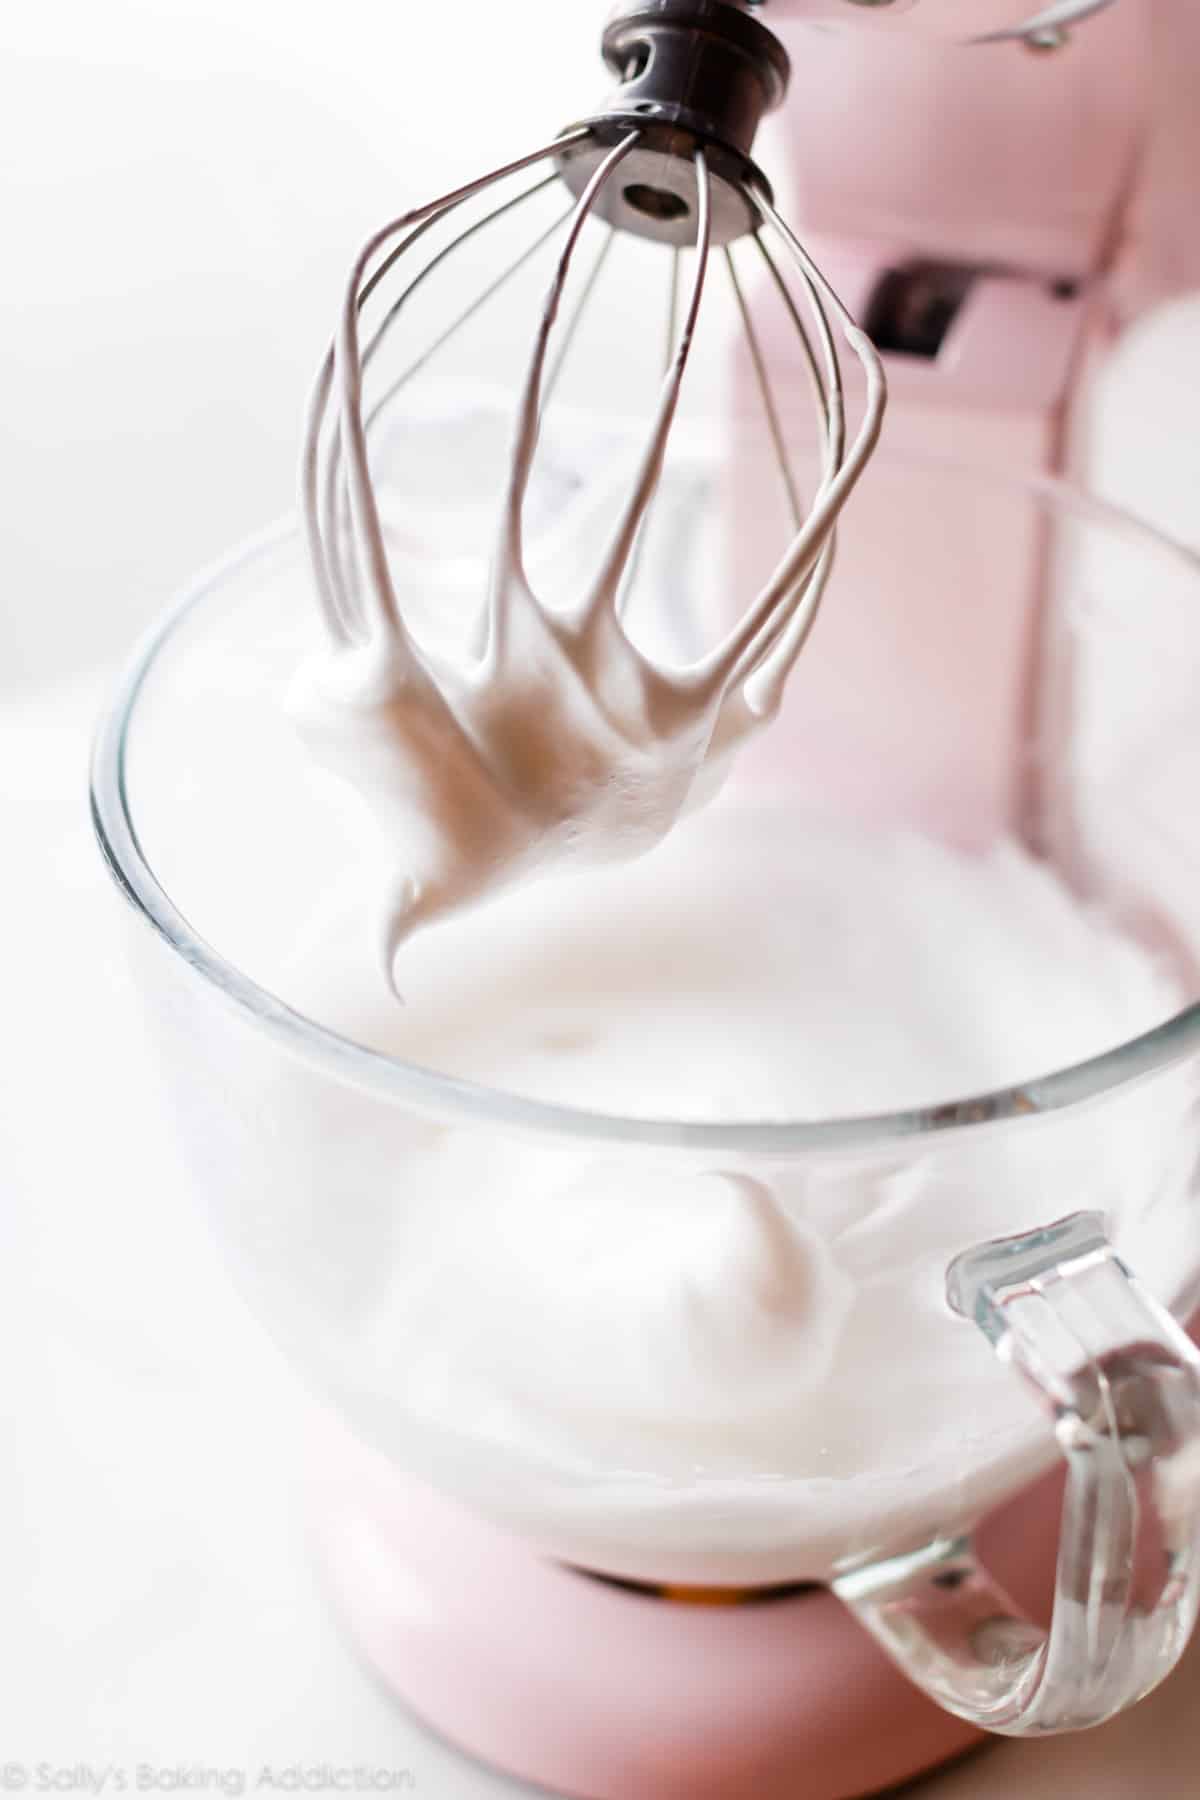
xmin=0 ymin=0 xmax=607 ymax=695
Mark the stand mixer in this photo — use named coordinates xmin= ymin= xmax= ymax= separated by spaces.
xmin=89 ymin=1 xmax=1200 ymax=1797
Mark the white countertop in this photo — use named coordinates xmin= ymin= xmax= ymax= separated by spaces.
xmin=1 ymin=671 xmax=524 ymax=1794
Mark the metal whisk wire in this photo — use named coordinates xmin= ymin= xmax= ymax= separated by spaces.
xmin=301 ymin=121 xmax=884 ymax=721
xmin=300 ymin=126 xmax=591 ymax=649
xmin=323 ymin=178 xmax=575 ymax=637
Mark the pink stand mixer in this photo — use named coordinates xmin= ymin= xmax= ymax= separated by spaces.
xmin=91 ymin=2 xmax=1200 ymax=1795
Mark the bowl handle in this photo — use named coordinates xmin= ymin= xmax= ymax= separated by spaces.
xmin=832 ymin=1211 xmax=1200 ymax=1735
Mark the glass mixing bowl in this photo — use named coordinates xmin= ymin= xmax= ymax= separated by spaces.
xmin=92 ymin=442 xmax=1200 ymax=1733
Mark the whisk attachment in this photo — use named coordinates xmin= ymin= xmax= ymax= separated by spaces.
xmin=295 ymin=0 xmax=886 ymax=971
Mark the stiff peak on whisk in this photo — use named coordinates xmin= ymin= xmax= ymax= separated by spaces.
xmin=294 ymin=0 xmax=888 ymax=968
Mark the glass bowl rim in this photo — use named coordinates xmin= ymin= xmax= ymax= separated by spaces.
xmin=90 ymin=452 xmax=1200 ymax=1158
